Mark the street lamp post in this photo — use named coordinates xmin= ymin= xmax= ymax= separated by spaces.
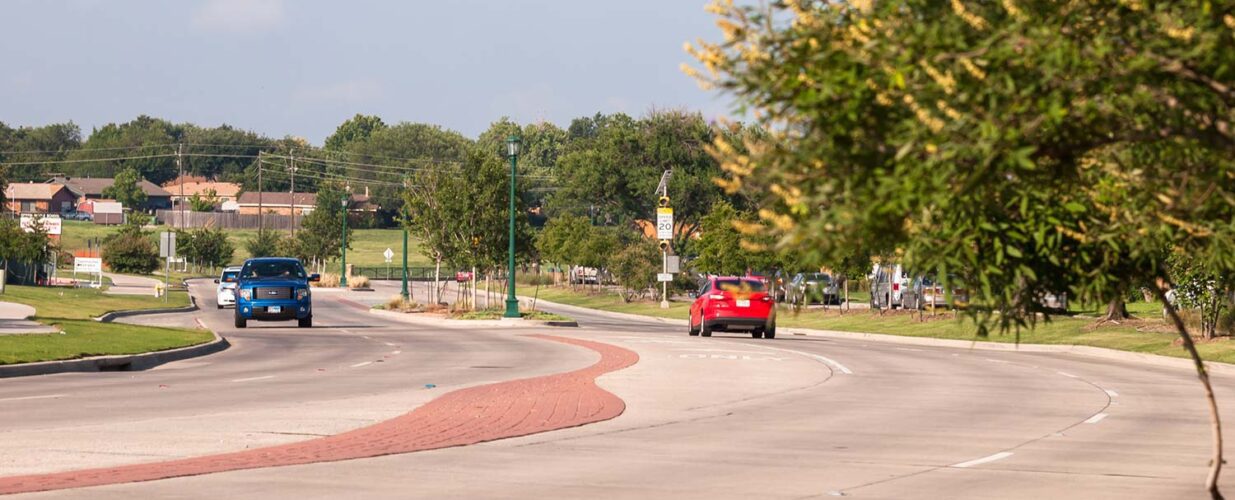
xmin=401 ymin=222 xmax=410 ymax=300
xmin=339 ymin=195 xmax=349 ymax=288
xmin=503 ymin=135 xmax=521 ymax=319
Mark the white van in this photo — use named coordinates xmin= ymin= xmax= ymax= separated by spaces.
xmin=870 ymin=263 xmax=910 ymax=309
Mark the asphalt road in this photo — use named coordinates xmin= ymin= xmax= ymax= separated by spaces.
xmin=2 ymin=280 xmax=1232 ymax=499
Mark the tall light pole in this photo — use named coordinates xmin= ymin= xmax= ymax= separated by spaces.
xmin=339 ymin=195 xmax=349 ymax=288
xmin=401 ymin=219 xmax=410 ymax=300
xmin=503 ymin=135 xmax=521 ymax=319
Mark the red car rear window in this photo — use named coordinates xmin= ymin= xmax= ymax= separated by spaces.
xmin=716 ymin=279 xmax=766 ymax=292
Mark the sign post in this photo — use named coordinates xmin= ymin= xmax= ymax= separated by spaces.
xmin=159 ymin=232 xmax=176 ymax=302
xmin=656 ymin=186 xmax=674 ymax=309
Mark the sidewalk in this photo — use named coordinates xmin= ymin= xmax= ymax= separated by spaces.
xmin=0 ymin=301 xmax=57 ymax=335
xmin=104 ymin=273 xmax=161 ymax=297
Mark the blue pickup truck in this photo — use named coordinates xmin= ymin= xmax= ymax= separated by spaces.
xmin=233 ymin=257 xmax=320 ymax=328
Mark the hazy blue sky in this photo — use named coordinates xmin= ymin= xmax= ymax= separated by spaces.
xmin=1 ymin=0 xmax=732 ymax=144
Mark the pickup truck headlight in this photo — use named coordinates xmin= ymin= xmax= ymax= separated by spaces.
xmin=296 ymin=288 xmax=309 ymax=301
xmin=239 ymin=288 xmax=252 ymax=301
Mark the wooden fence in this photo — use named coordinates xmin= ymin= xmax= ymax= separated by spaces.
xmin=155 ymin=210 xmax=303 ymax=230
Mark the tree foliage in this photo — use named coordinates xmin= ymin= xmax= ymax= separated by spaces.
xmin=294 ymin=183 xmax=352 ymax=268
xmin=103 ymin=167 xmax=148 ymax=210
xmin=324 ymin=114 xmax=387 ymax=151
xmin=245 ymin=230 xmax=284 ymax=259
xmin=178 ymin=227 xmax=235 ymax=269
xmin=691 ymin=1 xmax=1235 ymax=495
xmin=609 ymin=240 xmax=661 ymax=302
xmin=102 ymin=219 xmax=158 ymax=274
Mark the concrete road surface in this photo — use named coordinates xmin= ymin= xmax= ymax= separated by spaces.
xmin=1 ymin=279 xmax=1231 ymax=499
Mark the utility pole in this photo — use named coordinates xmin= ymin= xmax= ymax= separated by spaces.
xmin=257 ymin=152 xmax=264 ymax=234
xmin=176 ymin=143 xmax=184 ymax=229
xmin=289 ymin=149 xmax=296 ymax=238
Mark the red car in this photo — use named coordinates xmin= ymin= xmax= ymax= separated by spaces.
xmin=688 ymin=276 xmax=777 ymax=339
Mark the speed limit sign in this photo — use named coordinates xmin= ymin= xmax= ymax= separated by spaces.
xmin=656 ymin=207 xmax=673 ymax=239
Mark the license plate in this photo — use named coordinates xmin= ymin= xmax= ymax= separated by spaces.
xmin=267 ymin=306 xmax=282 ymax=313
xmin=736 ymin=299 xmax=750 ymax=307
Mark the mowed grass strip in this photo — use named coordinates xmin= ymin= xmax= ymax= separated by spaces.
xmin=0 ymin=285 xmax=211 ymax=365
xmin=60 ymin=221 xmax=431 ymax=267
xmin=523 ymin=285 xmax=1235 ymax=364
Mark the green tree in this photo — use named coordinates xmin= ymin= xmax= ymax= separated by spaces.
xmin=245 ymin=230 xmax=284 ymax=259
xmin=324 ymin=114 xmax=387 ymax=151
xmin=103 ymin=218 xmax=158 ymax=274
xmin=609 ymin=240 xmax=661 ymax=302
xmin=536 ymin=214 xmax=592 ymax=279
xmin=295 ymin=183 xmax=351 ymax=271
xmin=188 ymin=189 xmax=218 ymax=212
xmin=692 ymin=201 xmax=779 ymax=276
xmin=178 ymin=227 xmax=234 ymax=270
xmin=68 ymin=115 xmax=179 ymax=183
xmin=692 ymin=1 xmax=1235 ymax=494
xmin=103 ymin=167 xmax=148 ymax=210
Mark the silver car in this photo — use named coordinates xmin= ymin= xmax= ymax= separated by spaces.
xmin=788 ymin=272 xmax=840 ymax=305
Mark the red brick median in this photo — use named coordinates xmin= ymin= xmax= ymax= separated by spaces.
xmin=0 ymin=334 xmax=638 ymax=495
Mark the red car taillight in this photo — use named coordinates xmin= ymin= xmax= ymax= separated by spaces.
xmin=892 ymin=283 xmax=900 ymax=291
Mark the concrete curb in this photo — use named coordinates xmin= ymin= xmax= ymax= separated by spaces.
xmin=526 ymin=297 xmax=1235 ymax=375
xmin=94 ymin=295 xmax=199 ymax=323
xmin=369 ymin=308 xmax=578 ymax=328
xmin=0 ymin=329 xmax=229 ymax=378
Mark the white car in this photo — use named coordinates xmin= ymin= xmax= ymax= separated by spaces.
xmin=215 ymin=266 xmax=242 ymax=309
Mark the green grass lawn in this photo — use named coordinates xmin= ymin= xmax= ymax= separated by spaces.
xmin=60 ymin=220 xmax=432 ymax=269
xmin=0 ymin=285 xmax=210 ymax=365
xmin=522 ymin=285 xmax=1235 ymax=364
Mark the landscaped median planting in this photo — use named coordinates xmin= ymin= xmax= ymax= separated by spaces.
xmin=369 ymin=295 xmax=576 ymax=327
xmin=0 ymin=285 xmax=213 ymax=366
xmin=522 ymin=285 xmax=1235 ymax=364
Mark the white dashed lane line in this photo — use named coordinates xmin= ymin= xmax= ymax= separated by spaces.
xmin=743 ymin=344 xmax=854 ymax=374
xmin=0 ymin=394 xmax=67 ymax=402
xmin=350 ymin=361 xmax=373 ymax=368
xmin=1084 ymin=413 xmax=1110 ymax=424
xmin=1105 ymin=389 xmax=1119 ymax=397
xmin=1057 ymin=371 xmax=1080 ymax=378
xmin=231 ymin=375 xmax=276 ymax=383
xmin=950 ymin=451 xmax=1014 ymax=468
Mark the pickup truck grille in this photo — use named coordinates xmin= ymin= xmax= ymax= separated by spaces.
xmin=254 ymin=286 xmax=292 ymax=299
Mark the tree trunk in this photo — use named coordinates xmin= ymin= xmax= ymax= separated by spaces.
xmin=433 ymin=256 xmax=441 ymax=306
xmin=1102 ymin=298 xmax=1131 ymax=322
xmin=1154 ymin=282 xmax=1225 ymax=500
xmin=471 ymin=266 xmax=478 ymax=312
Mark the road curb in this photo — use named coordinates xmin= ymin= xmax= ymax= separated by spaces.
xmin=93 ymin=295 xmax=199 ymax=323
xmin=526 ymin=297 xmax=1235 ymax=375
xmin=369 ymin=308 xmax=578 ymax=328
xmin=0 ymin=328 xmax=229 ymax=378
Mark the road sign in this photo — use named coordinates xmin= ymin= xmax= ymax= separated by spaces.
xmin=656 ymin=207 xmax=673 ymax=240
xmin=20 ymin=214 xmax=62 ymax=235
xmin=666 ymin=255 xmax=681 ymax=273
xmin=657 ymin=273 xmax=674 ymax=282
xmin=159 ymin=231 xmax=176 ymax=258
xmin=383 ymin=248 xmax=394 ymax=263
xmin=74 ymin=257 xmax=102 ymax=274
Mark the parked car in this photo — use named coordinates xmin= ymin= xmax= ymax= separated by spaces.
xmin=901 ymin=275 xmax=969 ymax=310
xmin=455 ymin=270 xmax=474 ymax=282
xmin=687 ymin=276 xmax=776 ymax=339
xmin=233 ymin=257 xmax=320 ymax=328
xmin=870 ymin=263 xmax=910 ymax=309
xmin=788 ymin=272 xmax=840 ymax=305
xmin=570 ymin=266 xmax=599 ymax=285
xmin=213 ymin=266 xmax=242 ymax=309
xmin=61 ymin=210 xmax=92 ymax=221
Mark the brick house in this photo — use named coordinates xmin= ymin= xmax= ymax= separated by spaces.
xmin=5 ymin=183 xmax=77 ymax=214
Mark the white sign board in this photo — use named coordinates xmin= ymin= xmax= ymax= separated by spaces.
xmin=159 ymin=231 xmax=177 ymax=258
xmin=74 ymin=257 xmax=102 ymax=273
xmin=20 ymin=214 xmax=62 ymax=235
xmin=383 ymin=248 xmax=394 ymax=263
xmin=666 ymin=255 xmax=681 ymax=273
xmin=656 ymin=207 xmax=674 ymax=240
xmin=657 ymin=273 xmax=674 ymax=282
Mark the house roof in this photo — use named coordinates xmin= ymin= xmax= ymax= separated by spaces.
xmin=167 ymin=181 xmax=242 ymax=198
xmin=48 ymin=176 xmax=171 ymax=198
xmin=236 ymin=192 xmax=317 ymax=207
xmin=6 ymin=183 xmax=70 ymax=200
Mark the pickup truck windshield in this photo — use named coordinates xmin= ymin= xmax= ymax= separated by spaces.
xmin=242 ymin=261 xmax=306 ymax=279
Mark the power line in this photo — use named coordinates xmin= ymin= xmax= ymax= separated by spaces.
xmin=0 ymin=153 xmax=177 ymax=166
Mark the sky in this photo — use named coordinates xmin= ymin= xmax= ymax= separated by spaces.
xmin=0 ymin=0 xmax=734 ymax=145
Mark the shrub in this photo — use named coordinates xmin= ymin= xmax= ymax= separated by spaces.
xmin=384 ymin=294 xmax=420 ymax=313
xmin=103 ymin=233 xmax=159 ymax=274
xmin=314 ymin=272 xmax=341 ymax=288
xmin=348 ymin=275 xmax=371 ymax=289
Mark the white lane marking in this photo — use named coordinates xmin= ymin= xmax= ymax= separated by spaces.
xmin=350 ymin=361 xmax=373 ymax=368
xmin=950 ymin=451 xmax=1014 ymax=468
xmin=0 ymin=394 xmax=67 ymax=402
xmin=1084 ymin=413 xmax=1109 ymax=424
xmin=384 ymin=342 xmax=397 ymax=347
xmin=231 ymin=375 xmax=276 ymax=383
xmin=896 ymin=347 xmax=923 ymax=352
xmin=749 ymin=345 xmax=853 ymax=374
xmin=984 ymin=358 xmax=1009 ymax=363
xmin=1057 ymin=371 xmax=1080 ymax=378
xmin=670 ymin=348 xmax=770 ymax=354
xmin=391 ymin=350 xmax=402 ymax=355
xmin=1105 ymin=389 xmax=1119 ymax=397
